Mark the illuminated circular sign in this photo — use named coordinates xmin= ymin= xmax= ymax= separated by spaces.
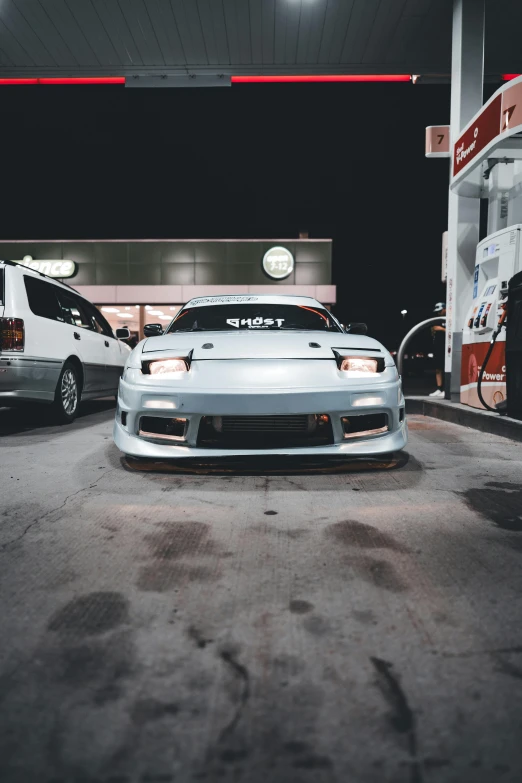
xmin=262 ymin=246 xmax=294 ymax=280
xmin=15 ymin=255 xmax=77 ymax=278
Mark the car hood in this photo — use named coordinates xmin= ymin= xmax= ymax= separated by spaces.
xmin=142 ymin=331 xmax=391 ymax=362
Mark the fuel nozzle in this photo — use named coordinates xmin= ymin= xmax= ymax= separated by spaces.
xmin=493 ymin=302 xmax=508 ymax=339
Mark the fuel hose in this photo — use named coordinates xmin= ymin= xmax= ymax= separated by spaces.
xmin=477 ymin=308 xmax=507 ymax=413
xmin=397 ymin=317 xmax=446 ymax=377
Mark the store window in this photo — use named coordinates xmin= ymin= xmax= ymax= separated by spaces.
xmin=144 ymin=305 xmax=182 ymax=328
xmin=96 ymin=305 xmax=182 ymax=343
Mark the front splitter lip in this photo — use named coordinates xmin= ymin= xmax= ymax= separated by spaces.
xmin=114 ymin=419 xmax=408 ymax=459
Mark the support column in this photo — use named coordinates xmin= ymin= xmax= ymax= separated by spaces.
xmin=487 ymin=161 xmax=513 ymax=235
xmin=508 ymin=161 xmax=522 ymax=225
xmin=139 ymin=305 xmax=145 ymax=341
xmin=446 ymin=0 xmax=485 ymax=400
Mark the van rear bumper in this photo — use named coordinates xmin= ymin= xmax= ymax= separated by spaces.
xmin=0 ymin=356 xmax=61 ymax=403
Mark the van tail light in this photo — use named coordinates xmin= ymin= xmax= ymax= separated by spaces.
xmin=0 ymin=318 xmax=25 ymax=351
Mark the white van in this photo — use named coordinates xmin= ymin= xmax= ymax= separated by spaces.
xmin=0 ymin=260 xmax=131 ymax=423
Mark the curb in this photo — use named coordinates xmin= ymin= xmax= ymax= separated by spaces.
xmin=405 ymin=396 xmax=522 ymax=443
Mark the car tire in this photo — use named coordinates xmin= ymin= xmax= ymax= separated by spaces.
xmin=52 ymin=361 xmax=81 ymax=424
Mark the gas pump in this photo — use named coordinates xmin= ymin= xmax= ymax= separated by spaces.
xmin=506 ymin=271 xmax=522 ymax=419
xmin=461 ymin=225 xmax=522 ymax=409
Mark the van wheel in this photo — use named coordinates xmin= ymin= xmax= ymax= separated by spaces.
xmin=53 ymin=361 xmax=80 ymax=423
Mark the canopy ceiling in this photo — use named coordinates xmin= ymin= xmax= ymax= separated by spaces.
xmin=0 ymin=1 xmax=520 ymax=82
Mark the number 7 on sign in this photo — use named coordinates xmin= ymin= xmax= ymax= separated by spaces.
xmin=503 ymin=105 xmax=516 ymax=131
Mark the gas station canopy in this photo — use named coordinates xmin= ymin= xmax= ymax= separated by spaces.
xmin=0 ymin=0 xmax=520 ymax=85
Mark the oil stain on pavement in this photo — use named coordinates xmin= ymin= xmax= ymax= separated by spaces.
xmin=462 ymin=482 xmax=522 ymax=532
xmin=47 ymin=592 xmax=129 ymax=636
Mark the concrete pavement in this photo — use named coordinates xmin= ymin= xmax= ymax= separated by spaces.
xmin=1 ymin=402 xmax=522 ymax=783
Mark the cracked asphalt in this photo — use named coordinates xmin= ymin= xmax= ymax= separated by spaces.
xmin=1 ymin=401 xmax=522 ymax=783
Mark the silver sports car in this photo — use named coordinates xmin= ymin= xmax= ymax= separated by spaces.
xmin=114 ymin=294 xmax=407 ymax=458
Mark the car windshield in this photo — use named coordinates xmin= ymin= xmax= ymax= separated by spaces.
xmin=167 ymin=304 xmax=341 ymax=333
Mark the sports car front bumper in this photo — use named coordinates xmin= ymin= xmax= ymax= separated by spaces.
xmin=114 ymin=372 xmax=407 ymax=458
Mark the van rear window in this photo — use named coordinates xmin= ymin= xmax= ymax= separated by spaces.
xmin=24 ymin=275 xmax=62 ymax=321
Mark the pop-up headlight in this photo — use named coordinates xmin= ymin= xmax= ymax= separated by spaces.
xmin=340 ymin=357 xmax=378 ymax=373
xmin=150 ymin=359 xmax=187 ymax=375
xmin=144 ymin=358 xmax=189 ymax=377
xmin=333 ymin=351 xmax=385 ymax=376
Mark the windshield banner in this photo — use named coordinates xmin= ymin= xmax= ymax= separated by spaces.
xmin=226 ymin=317 xmax=285 ymax=329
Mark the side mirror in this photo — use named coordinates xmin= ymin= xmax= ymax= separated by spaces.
xmin=144 ymin=323 xmax=163 ymax=337
xmin=346 ymin=322 xmax=368 ymax=335
xmin=115 ymin=327 xmax=131 ymax=340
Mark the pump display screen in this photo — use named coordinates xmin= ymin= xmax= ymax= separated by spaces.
xmin=485 ymin=285 xmax=496 ymax=296
xmin=483 ymin=244 xmax=499 ymax=258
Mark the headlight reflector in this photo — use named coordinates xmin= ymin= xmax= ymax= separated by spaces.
xmin=149 ymin=359 xmax=188 ymax=376
xmin=340 ymin=357 xmax=378 ymax=373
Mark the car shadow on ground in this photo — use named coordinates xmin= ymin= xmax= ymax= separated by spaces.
xmin=0 ymin=399 xmax=116 ymax=437
xmin=121 ymin=451 xmax=414 ymax=476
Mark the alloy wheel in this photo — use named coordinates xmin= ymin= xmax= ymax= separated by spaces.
xmin=61 ymin=369 xmax=78 ymax=415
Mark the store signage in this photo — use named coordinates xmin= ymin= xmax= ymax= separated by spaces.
xmin=453 ymin=95 xmax=502 ymax=177
xmin=13 ymin=255 xmax=77 ymax=278
xmin=501 ymin=78 xmax=522 ymax=132
xmin=426 ymin=126 xmax=450 ymax=158
xmin=262 ymin=246 xmax=294 ymax=280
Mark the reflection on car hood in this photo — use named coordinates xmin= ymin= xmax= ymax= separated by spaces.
xmin=142 ymin=331 xmax=389 ymax=361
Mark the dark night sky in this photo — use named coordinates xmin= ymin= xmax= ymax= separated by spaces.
xmin=0 ymin=81 xmax=459 ymax=348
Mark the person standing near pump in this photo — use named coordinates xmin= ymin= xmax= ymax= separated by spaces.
xmin=429 ymin=302 xmax=446 ymax=397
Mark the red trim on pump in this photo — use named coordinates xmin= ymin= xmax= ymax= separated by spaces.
xmin=232 ymin=74 xmax=412 ymax=84
xmin=502 ymin=74 xmax=521 ymax=81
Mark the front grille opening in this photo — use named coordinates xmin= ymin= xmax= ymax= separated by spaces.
xmin=197 ymin=414 xmax=333 ymax=449
xmin=399 ymin=408 xmax=405 ymax=422
xmin=139 ymin=416 xmax=187 ymax=442
xmin=342 ymin=413 xmax=389 ymax=439
xmin=121 ymin=411 xmax=128 ymax=427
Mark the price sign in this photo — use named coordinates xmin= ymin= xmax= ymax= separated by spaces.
xmin=426 ymin=126 xmax=450 ymax=158
xmin=262 ymin=247 xmax=294 ymax=280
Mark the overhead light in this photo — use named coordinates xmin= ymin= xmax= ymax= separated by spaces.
xmin=124 ymin=306 xmax=130 ymax=310
xmin=401 ymin=309 xmax=408 ymax=315
xmin=231 ymin=74 xmax=412 ymax=84
xmin=0 ymin=77 xmax=125 ymax=86
xmin=147 ymin=310 xmax=164 ymax=315
xmin=145 ymin=305 xmax=152 ymax=310
xmin=117 ymin=313 xmax=130 ymax=318
xmin=158 ymin=315 xmax=172 ymax=321
xmin=102 ymin=307 xmax=119 ymax=313
xmin=0 ymin=78 xmax=38 ymax=85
